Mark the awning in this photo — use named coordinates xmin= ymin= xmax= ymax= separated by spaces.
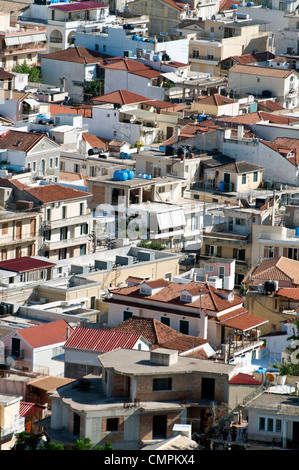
xmin=24 ymin=98 xmax=39 ymax=107
xmin=161 ymin=72 xmax=186 ymax=83
xmin=4 ymin=37 xmax=20 ymax=46
xmin=156 ymin=209 xmax=186 ymax=231
xmin=18 ymin=35 xmax=34 ymax=45
xmin=32 ymin=33 xmax=47 ymax=42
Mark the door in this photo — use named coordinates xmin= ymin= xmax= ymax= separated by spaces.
xmin=11 ymin=337 xmax=21 ymax=358
xmin=152 ymin=415 xmax=167 ymax=439
xmin=73 ymin=413 xmax=80 ymax=435
xmin=30 ymin=218 xmax=36 ymax=237
xmin=201 ymin=377 xmax=215 ymax=401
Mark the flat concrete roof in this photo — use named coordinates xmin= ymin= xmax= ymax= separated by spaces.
xmin=98 ymin=348 xmax=236 ymax=376
xmin=245 ymin=391 xmax=299 ymax=416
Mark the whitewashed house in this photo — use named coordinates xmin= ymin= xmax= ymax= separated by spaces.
xmin=1 ymin=319 xmax=73 ymax=376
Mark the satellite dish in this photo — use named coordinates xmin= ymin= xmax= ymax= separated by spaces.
xmin=267 ymin=373 xmax=275 ymax=382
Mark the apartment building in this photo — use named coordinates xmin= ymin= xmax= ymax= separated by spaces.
xmin=47 ymin=348 xmax=237 ymax=449
xmin=188 ymin=15 xmax=273 ymax=75
xmin=13 ymin=183 xmax=93 ymax=260
xmin=0 ymin=393 xmax=25 ymax=450
xmin=0 ymin=208 xmax=42 ymax=261
xmin=19 ymin=0 xmax=110 ymax=54
xmin=106 ymin=278 xmax=268 ymax=368
xmin=0 ymin=12 xmax=46 ymax=72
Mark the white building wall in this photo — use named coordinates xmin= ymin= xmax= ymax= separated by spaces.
xmin=33 ymin=344 xmax=65 ymax=376
xmin=222 ymin=138 xmax=299 ymax=186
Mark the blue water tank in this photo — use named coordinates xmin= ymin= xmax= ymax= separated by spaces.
xmin=219 ymin=181 xmax=225 ymax=191
xmin=145 ymin=174 xmax=151 ymax=179
xmin=296 ymin=227 xmax=299 ymax=237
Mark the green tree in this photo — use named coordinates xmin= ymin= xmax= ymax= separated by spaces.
xmin=84 ymin=79 xmax=104 ymax=99
xmin=39 ymin=441 xmax=65 ymax=450
xmin=74 ymin=437 xmax=113 ymax=450
xmin=13 ymin=431 xmax=42 ymax=450
xmin=12 ymin=60 xmax=42 ymax=83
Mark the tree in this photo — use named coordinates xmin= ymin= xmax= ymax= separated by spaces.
xmin=74 ymin=437 xmax=113 ymax=450
xmin=13 ymin=431 xmax=43 ymax=450
xmin=84 ymin=79 xmax=104 ymax=100
xmin=12 ymin=60 xmax=42 ymax=83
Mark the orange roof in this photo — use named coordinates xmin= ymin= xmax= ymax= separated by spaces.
xmin=82 ymin=133 xmax=110 ymax=149
xmin=24 ymin=184 xmax=91 ymax=203
xmin=217 ymin=308 xmax=268 ymax=331
xmin=244 ymin=257 xmax=299 ymax=285
xmin=49 ymin=104 xmax=93 ymax=118
xmin=41 ymin=46 xmax=110 ymax=65
xmin=92 ymin=89 xmax=151 ymax=105
xmin=261 ymin=137 xmax=299 ymax=165
xmin=196 ymin=93 xmax=236 ymax=106
xmin=102 ymin=58 xmax=152 ymax=72
xmin=276 ymin=288 xmax=299 ymax=300
xmin=16 ymin=320 xmax=73 ymax=349
xmin=229 ymin=64 xmax=295 ymax=78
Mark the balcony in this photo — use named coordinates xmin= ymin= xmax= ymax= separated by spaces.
xmin=4 ymin=348 xmax=25 ymax=360
xmin=43 ymin=212 xmax=91 ymax=230
xmin=43 ymin=234 xmax=90 ymax=250
xmin=189 ymin=54 xmax=221 ymax=63
xmin=1 ymin=418 xmax=25 ymax=439
xmin=0 ymin=43 xmax=46 ymax=56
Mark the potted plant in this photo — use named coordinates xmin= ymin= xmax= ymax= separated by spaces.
xmin=231 ymin=426 xmax=237 ymax=441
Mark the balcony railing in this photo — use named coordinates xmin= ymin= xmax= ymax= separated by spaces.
xmin=190 ymin=54 xmax=221 ymax=62
xmin=5 ymin=348 xmax=25 ymax=360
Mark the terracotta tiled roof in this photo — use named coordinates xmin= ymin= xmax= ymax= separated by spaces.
xmin=82 ymin=133 xmax=109 ymax=149
xmin=244 ymin=257 xmax=299 ymax=285
xmin=162 ymin=0 xmax=187 ymax=10
xmin=24 ymin=184 xmax=91 ymax=203
xmin=92 ymin=89 xmax=151 ymax=105
xmin=219 ymin=0 xmax=241 ymax=10
xmin=112 ymin=316 xmax=179 ymax=346
xmin=0 ymin=130 xmax=45 ymax=152
xmin=276 ymin=287 xmax=299 ymax=300
xmin=64 ymin=327 xmax=144 ymax=351
xmin=216 ymin=111 xmax=299 ymax=127
xmin=221 ymin=51 xmax=275 ymax=65
xmin=130 ymin=69 xmax=161 ymax=79
xmin=41 ymin=46 xmax=110 ymax=64
xmin=102 ymin=58 xmax=152 ymax=72
xmin=217 ymin=308 xmax=268 ymax=331
xmin=228 ymin=64 xmax=295 ymax=78
xmin=110 ymin=280 xmax=244 ymax=313
xmin=16 ymin=319 xmax=73 ymax=349
xmin=228 ymin=373 xmax=262 ymax=385
xmin=258 ymin=100 xmax=285 ymax=111
xmin=196 ymin=93 xmax=236 ymax=106
xmin=261 ymin=137 xmax=299 ymax=166
xmin=112 ymin=315 xmax=209 ymax=357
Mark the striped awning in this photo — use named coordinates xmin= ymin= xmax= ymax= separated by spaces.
xmin=19 ymin=402 xmax=46 ymax=417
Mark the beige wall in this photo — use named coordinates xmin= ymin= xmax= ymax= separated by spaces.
xmin=0 ymin=213 xmax=41 ymax=260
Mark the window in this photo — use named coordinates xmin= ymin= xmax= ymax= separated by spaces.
xmin=80 ymin=202 xmax=84 ymax=215
xmin=164 ymin=272 xmax=172 ymax=281
xmin=179 ymin=319 xmax=189 ymax=335
xmin=74 ymin=164 xmax=80 ymax=173
xmin=259 ymin=416 xmax=282 ymax=433
xmin=55 ymin=157 xmax=59 ymax=168
xmin=72 ymin=81 xmax=84 ymax=87
xmin=46 ymin=208 xmax=51 ymax=221
xmin=153 ymin=378 xmax=172 ymax=391
xmin=80 ymin=223 xmax=88 ymax=235
xmin=253 ymin=171 xmax=258 ymax=182
xmin=242 ymin=174 xmax=246 ymax=184
xmin=2 ymin=223 xmax=8 ymax=235
xmin=123 ymin=310 xmax=133 ymax=321
xmin=60 ymin=226 xmax=68 ymax=240
xmin=106 ymin=418 xmax=118 ymax=431
xmin=160 ymin=316 xmax=170 ymax=326
xmin=267 ymin=418 xmax=274 ymax=432
xmin=205 ymin=244 xmax=221 ymax=257
xmin=62 ymin=206 xmax=67 ymax=219
xmin=49 ymin=158 xmax=53 ymax=168
xmin=233 ymin=248 xmax=245 ymax=261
